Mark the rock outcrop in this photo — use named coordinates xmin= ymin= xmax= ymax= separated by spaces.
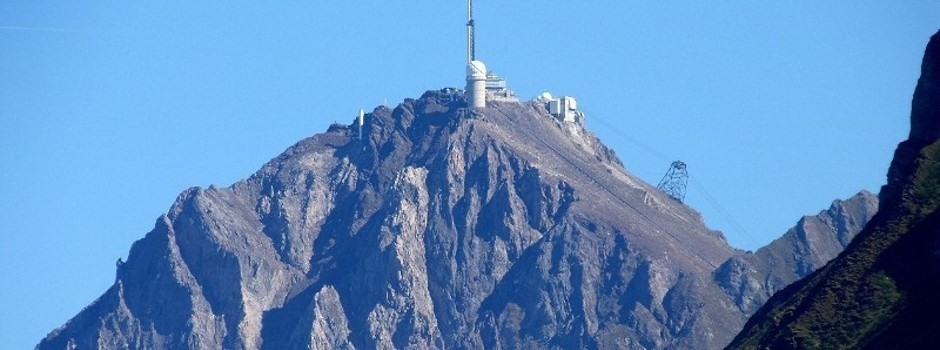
xmin=714 ymin=192 xmax=878 ymax=314
xmin=728 ymin=30 xmax=940 ymax=349
xmin=39 ymin=88 xmax=874 ymax=349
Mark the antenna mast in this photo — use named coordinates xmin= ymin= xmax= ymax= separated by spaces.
xmin=467 ymin=0 xmax=475 ymax=63
xmin=657 ymin=161 xmax=689 ymax=203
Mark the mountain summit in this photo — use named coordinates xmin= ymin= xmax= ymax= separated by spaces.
xmin=40 ymin=90 xmax=873 ymax=349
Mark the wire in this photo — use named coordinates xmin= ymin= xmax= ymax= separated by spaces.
xmin=688 ymin=176 xmax=761 ymax=249
xmin=582 ymin=108 xmax=761 ymax=249
xmin=495 ymin=105 xmax=719 ymax=269
xmin=587 ymin=112 xmax=672 ymax=163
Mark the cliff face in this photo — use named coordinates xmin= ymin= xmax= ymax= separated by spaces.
xmin=39 ymin=89 xmax=874 ymax=349
xmin=728 ymin=30 xmax=940 ymax=349
xmin=714 ymin=192 xmax=878 ymax=315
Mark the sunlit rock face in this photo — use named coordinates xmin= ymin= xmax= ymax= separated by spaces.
xmin=39 ymin=89 xmax=873 ymax=349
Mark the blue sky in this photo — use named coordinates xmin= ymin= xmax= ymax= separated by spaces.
xmin=1 ymin=1 xmax=938 ymax=348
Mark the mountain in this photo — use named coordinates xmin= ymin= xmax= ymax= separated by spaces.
xmin=714 ymin=192 xmax=877 ymax=314
xmin=727 ymin=30 xmax=940 ymax=349
xmin=39 ymin=90 xmax=873 ymax=349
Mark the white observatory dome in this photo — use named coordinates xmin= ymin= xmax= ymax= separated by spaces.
xmin=467 ymin=60 xmax=487 ymax=79
xmin=537 ymin=92 xmax=554 ymax=102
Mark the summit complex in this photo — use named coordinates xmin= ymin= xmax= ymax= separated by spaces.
xmin=38 ymin=88 xmax=875 ymax=348
xmin=463 ymin=0 xmax=582 ymax=124
xmin=36 ymin=3 xmax=890 ymax=349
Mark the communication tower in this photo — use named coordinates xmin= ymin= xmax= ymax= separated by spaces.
xmin=467 ymin=0 xmax=475 ymax=63
xmin=466 ymin=0 xmax=486 ymax=108
xmin=657 ymin=161 xmax=689 ymax=203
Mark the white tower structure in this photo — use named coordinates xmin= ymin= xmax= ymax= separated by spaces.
xmin=357 ymin=109 xmax=364 ymax=140
xmin=466 ymin=0 xmax=486 ymax=109
xmin=468 ymin=60 xmax=487 ymax=108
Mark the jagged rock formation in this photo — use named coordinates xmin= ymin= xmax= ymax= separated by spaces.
xmin=714 ymin=192 xmax=878 ymax=314
xmin=728 ymin=30 xmax=940 ymax=349
xmin=39 ymin=89 xmax=874 ymax=349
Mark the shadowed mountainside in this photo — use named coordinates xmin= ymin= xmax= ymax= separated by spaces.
xmin=728 ymin=30 xmax=940 ymax=350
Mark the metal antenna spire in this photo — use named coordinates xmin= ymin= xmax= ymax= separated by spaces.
xmin=467 ymin=0 xmax=475 ymax=63
xmin=657 ymin=161 xmax=689 ymax=203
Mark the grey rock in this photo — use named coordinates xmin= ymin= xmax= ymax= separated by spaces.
xmin=38 ymin=89 xmax=875 ymax=349
xmin=713 ymin=191 xmax=878 ymax=314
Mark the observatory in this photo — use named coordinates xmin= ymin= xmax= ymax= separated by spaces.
xmin=467 ymin=60 xmax=486 ymax=109
xmin=535 ymin=92 xmax=586 ymax=124
xmin=462 ymin=1 xmax=580 ymax=120
xmin=548 ymin=96 xmax=584 ymax=123
xmin=465 ymin=0 xmax=515 ymax=108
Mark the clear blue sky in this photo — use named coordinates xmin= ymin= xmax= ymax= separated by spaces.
xmin=1 ymin=1 xmax=937 ymax=348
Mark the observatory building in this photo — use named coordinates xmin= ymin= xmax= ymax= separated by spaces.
xmin=465 ymin=0 xmax=516 ymax=108
xmin=464 ymin=0 xmax=582 ymax=124
xmin=548 ymin=95 xmax=584 ymax=123
xmin=485 ymin=71 xmax=516 ymax=102
xmin=467 ymin=60 xmax=486 ymax=108
xmin=535 ymin=92 xmax=585 ymax=124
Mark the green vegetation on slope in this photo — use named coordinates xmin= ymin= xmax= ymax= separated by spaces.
xmin=727 ymin=140 xmax=940 ymax=349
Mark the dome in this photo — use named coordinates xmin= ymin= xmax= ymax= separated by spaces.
xmin=467 ymin=60 xmax=487 ymax=79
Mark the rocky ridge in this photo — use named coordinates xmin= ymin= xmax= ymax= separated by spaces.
xmin=714 ymin=191 xmax=878 ymax=314
xmin=40 ymin=89 xmax=874 ymax=349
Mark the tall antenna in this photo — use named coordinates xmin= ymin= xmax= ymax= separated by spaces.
xmin=657 ymin=161 xmax=689 ymax=203
xmin=467 ymin=0 xmax=475 ymax=63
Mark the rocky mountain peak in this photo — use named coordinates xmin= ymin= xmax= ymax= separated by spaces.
xmin=39 ymin=88 xmax=876 ymax=349
xmin=882 ymin=31 xmax=940 ymax=212
xmin=910 ymin=32 xmax=940 ymax=143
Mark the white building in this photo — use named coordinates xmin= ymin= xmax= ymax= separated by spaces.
xmin=466 ymin=60 xmax=487 ymax=108
xmin=547 ymin=96 xmax=584 ymax=123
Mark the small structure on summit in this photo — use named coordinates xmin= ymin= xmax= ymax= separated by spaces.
xmin=485 ymin=71 xmax=516 ymax=102
xmin=357 ymin=109 xmax=365 ymax=140
xmin=536 ymin=92 xmax=585 ymax=123
xmin=548 ymin=96 xmax=584 ymax=123
xmin=467 ymin=60 xmax=487 ymax=109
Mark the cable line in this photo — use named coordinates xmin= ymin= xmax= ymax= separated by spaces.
xmin=588 ymin=113 xmax=671 ymax=163
xmin=494 ymin=105 xmax=719 ymax=269
xmin=583 ymin=108 xmax=761 ymax=249
xmin=688 ymin=176 xmax=761 ymax=249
